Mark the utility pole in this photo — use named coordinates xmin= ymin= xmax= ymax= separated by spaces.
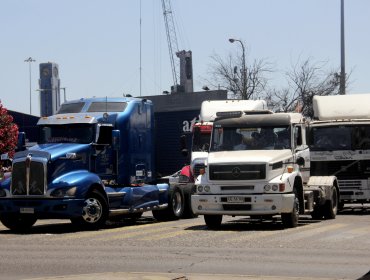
xmin=340 ymin=0 xmax=346 ymax=95
xmin=24 ymin=57 xmax=36 ymax=114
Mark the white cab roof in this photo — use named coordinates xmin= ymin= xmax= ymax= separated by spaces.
xmin=313 ymin=94 xmax=370 ymax=121
xmin=200 ymin=100 xmax=267 ymax=122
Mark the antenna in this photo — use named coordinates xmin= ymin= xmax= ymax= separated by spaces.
xmin=139 ymin=0 xmax=142 ymax=96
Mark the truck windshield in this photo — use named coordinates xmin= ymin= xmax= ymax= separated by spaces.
xmin=210 ymin=125 xmax=291 ymax=151
xmin=310 ymin=125 xmax=370 ymax=151
xmin=39 ymin=124 xmax=95 ymax=144
xmin=192 ymin=126 xmax=212 ymax=152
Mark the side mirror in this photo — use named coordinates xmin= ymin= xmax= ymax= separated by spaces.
xmin=112 ymin=130 xmax=121 ymax=150
xmin=296 ymin=157 xmax=305 ymax=166
xmin=17 ymin=132 xmax=26 ymax=152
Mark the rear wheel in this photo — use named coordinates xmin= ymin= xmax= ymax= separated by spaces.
xmin=0 ymin=214 xmax=37 ymax=232
xmin=323 ymin=186 xmax=338 ymax=219
xmin=204 ymin=215 xmax=222 ymax=230
xmin=182 ymin=185 xmax=198 ymax=219
xmin=71 ymin=189 xmax=108 ymax=230
xmin=152 ymin=187 xmax=184 ymax=221
xmin=310 ymin=206 xmax=324 ymax=220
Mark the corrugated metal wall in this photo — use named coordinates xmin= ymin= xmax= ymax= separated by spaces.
xmin=154 ymin=109 xmax=199 ymax=177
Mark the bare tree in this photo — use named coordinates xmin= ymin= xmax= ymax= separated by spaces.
xmin=267 ymin=58 xmax=346 ymax=118
xmin=205 ymin=52 xmax=272 ymax=100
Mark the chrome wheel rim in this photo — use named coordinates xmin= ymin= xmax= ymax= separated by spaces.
xmin=82 ymin=197 xmax=103 ymax=223
xmin=172 ymin=191 xmax=182 ymax=216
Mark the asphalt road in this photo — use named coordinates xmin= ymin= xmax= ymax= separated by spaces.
xmin=1 ymin=205 xmax=370 ymax=280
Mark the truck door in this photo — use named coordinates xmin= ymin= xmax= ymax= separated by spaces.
xmin=294 ymin=125 xmax=310 ymax=183
xmin=93 ymin=124 xmax=115 ymax=180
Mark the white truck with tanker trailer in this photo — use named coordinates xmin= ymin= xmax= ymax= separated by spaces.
xmin=191 ymin=110 xmax=339 ymax=228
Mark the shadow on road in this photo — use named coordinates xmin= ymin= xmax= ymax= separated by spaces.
xmin=0 ymin=216 xmax=158 ymax=235
xmin=185 ymin=215 xmax=320 ymax=232
xmin=338 ymin=204 xmax=370 ymax=216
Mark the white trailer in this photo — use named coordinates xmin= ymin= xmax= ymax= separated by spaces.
xmin=310 ymin=93 xmax=370 ymax=208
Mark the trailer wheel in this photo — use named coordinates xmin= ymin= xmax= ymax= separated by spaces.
xmin=281 ymin=191 xmax=299 ymax=228
xmin=0 ymin=214 xmax=37 ymax=232
xmin=204 ymin=215 xmax=222 ymax=230
xmin=71 ymin=189 xmax=108 ymax=230
xmin=152 ymin=187 xmax=184 ymax=221
xmin=323 ymin=186 xmax=338 ymax=220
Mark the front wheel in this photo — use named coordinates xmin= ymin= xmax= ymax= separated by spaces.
xmin=204 ymin=215 xmax=222 ymax=230
xmin=281 ymin=194 xmax=299 ymax=228
xmin=0 ymin=214 xmax=37 ymax=232
xmin=71 ymin=189 xmax=108 ymax=230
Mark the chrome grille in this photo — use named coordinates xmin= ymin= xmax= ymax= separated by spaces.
xmin=209 ymin=164 xmax=266 ymax=180
xmin=11 ymin=162 xmax=27 ymax=195
xmin=12 ymin=160 xmax=46 ymax=196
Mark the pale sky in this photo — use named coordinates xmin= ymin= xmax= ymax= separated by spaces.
xmin=1 ymin=0 xmax=369 ymax=116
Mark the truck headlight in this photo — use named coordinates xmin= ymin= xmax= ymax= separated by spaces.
xmin=271 ymin=184 xmax=278 ymax=191
xmin=197 ymin=185 xmax=203 ymax=193
xmin=204 ymin=185 xmax=210 ymax=192
xmin=50 ymin=187 xmax=77 ymax=198
xmin=264 ymin=185 xmax=271 ymax=192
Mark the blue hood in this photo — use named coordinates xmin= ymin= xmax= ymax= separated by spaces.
xmin=28 ymin=143 xmax=91 ymax=161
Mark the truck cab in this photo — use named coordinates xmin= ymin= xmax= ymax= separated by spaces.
xmin=0 ymin=97 xmax=173 ymax=231
xmin=309 ymin=94 xmax=370 ymax=208
xmin=171 ymin=100 xmax=268 ymax=218
xmin=192 ymin=110 xmax=338 ymax=229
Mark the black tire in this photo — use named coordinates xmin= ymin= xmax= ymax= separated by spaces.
xmin=281 ymin=192 xmax=299 ymax=228
xmin=152 ymin=187 xmax=184 ymax=221
xmin=323 ymin=187 xmax=338 ymax=220
xmin=182 ymin=185 xmax=198 ymax=219
xmin=0 ymin=214 xmax=37 ymax=232
xmin=71 ymin=189 xmax=108 ymax=230
xmin=204 ymin=215 xmax=222 ymax=230
xmin=310 ymin=206 xmax=324 ymax=220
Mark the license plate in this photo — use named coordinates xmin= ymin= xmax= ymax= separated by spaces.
xmin=20 ymin=208 xmax=34 ymax=214
xmin=227 ymin=196 xmax=244 ymax=203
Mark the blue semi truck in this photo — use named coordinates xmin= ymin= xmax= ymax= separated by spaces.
xmin=0 ymin=97 xmax=184 ymax=231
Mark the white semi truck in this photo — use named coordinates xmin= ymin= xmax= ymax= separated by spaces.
xmin=191 ymin=110 xmax=339 ymax=228
xmin=170 ymin=99 xmax=267 ymax=218
xmin=190 ymin=99 xmax=267 ymax=177
xmin=310 ymin=93 xmax=370 ymax=209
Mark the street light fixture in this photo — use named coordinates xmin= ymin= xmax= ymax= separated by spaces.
xmin=229 ymin=38 xmax=246 ymax=99
xmin=24 ymin=57 xmax=36 ymax=114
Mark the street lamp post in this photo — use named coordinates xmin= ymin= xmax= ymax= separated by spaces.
xmin=339 ymin=0 xmax=346 ymax=95
xmin=229 ymin=38 xmax=246 ymax=99
xmin=24 ymin=57 xmax=36 ymax=114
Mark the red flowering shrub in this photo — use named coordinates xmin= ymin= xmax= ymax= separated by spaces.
xmin=0 ymin=101 xmax=18 ymax=158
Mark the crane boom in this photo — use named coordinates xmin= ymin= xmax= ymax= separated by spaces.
xmin=161 ymin=0 xmax=180 ymax=88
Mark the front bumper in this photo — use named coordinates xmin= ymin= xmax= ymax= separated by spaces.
xmin=191 ymin=193 xmax=295 ymax=216
xmin=0 ymin=198 xmax=85 ymax=219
